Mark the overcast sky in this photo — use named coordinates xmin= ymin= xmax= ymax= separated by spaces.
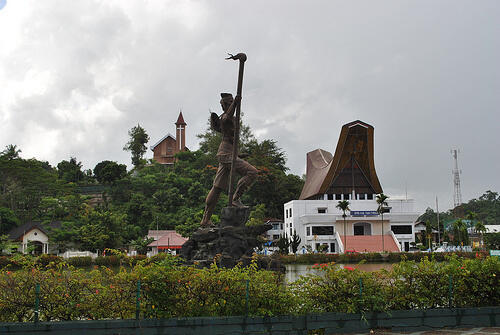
xmin=1 ymin=0 xmax=499 ymax=213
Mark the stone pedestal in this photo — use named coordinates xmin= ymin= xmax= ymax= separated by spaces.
xmin=180 ymin=206 xmax=272 ymax=268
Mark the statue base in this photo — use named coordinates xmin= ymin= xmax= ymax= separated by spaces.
xmin=180 ymin=206 xmax=272 ymax=268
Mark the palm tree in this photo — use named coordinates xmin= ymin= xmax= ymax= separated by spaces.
xmin=474 ymin=220 xmax=487 ymax=248
xmin=452 ymin=219 xmax=469 ymax=247
xmin=336 ymin=200 xmax=350 ymax=253
xmin=376 ymin=193 xmax=389 ymax=252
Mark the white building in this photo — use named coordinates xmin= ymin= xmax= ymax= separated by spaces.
xmin=8 ymin=221 xmax=59 ymax=254
xmin=264 ymin=218 xmax=284 ymax=241
xmin=284 ymin=120 xmax=419 ymax=253
xmin=284 ymin=197 xmax=418 ymax=253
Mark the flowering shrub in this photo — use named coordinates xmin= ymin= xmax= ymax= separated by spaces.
xmin=0 ymin=256 xmax=498 ymax=322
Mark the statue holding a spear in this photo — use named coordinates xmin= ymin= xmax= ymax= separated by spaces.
xmin=200 ymin=53 xmax=258 ymax=227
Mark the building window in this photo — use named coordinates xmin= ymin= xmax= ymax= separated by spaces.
xmin=273 ymin=234 xmax=279 ymax=240
xmin=312 ymin=226 xmax=334 ymax=235
xmin=285 ymin=209 xmax=288 ymax=218
xmin=317 ymin=208 xmax=327 ymax=214
xmin=367 ymin=194 xmax=374 ymax=200
xmin=290 ymin=208 xmax=292 ymax=217
xmin=290 ymin=222 xmax=293 ymax=228
xmin=327 ymin=194 xmax=334 ymax=200
xmin=343 ymin=193 xmax=350 ymax=200
xmin=290 ymin=228 xmax=292 ymax=235
xmin=306 ymin=227 xmax=311 ymax=236
xmin=280 ymin=224 xmax=283 ymax=230
xmin=335 ymin=194 xmax=342 ymax=200
xmin=272 ymin=223 xmax=280 ymax=230
xmin=359 ymin=193 xmax=365 ymax=200
xmin=391 ymin=225 xmax=412 ymax=234
xmin=330 ymin=243 xmax=336 ymax=253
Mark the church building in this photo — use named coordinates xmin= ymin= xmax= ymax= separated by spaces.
xmin=150 ymin=112 xmax=188 ymax=165
xmin=284 ymin=120 xmax=419 ymax=253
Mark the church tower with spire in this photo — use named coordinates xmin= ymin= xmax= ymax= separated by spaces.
xmin=150 ymin=111 xmax=188 ymax=165
xmin=175 ymin=111 xmax=187 ymax=152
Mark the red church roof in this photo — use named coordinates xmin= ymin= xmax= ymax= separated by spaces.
xmin=340 ymin=235 xmax=400 ymax=253
xmin=175 ymin=112 xmax=186 ymax=125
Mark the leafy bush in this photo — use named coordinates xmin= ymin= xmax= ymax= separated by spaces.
xmin=94 ymin=256 xmax=120 ymax=267
xmin=36 ymin=254 xmax=62 ymax=267
xmin=66 ymin=256 xmax=92 ymax=267
xmin=290 ymin=263 xmax=389 ymax=314
xmin=277 ymin=251 xmax=488 ymax=264
xmin=0 ymin=256 xmax=498 ymax=322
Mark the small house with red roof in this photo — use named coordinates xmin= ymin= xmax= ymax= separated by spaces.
xmin=150 ymin=112 xmax=188 ymax=165
xmin=147 ymin=230 xmax=188 ymax=256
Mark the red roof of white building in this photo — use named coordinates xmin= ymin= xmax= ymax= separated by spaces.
xmin=147 ymin=230 xmax=188 ymax=250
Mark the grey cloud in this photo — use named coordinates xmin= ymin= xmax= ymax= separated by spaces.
xmin=1 ymin=0 xmax=498 ymax=212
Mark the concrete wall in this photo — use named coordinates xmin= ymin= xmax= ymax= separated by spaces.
xmin=2 ymin=307 xmax=499 ymax=334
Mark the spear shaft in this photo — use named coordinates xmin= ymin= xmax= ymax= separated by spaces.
xmin=226 ymin=53 xmax=246 ymax=206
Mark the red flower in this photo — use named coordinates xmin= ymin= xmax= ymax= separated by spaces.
xmin=344 ymin=266 xmax=354 ymax=271
xmin=95 ymin=289 xmax=99 ymax=294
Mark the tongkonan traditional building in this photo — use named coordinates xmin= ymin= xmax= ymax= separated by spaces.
xmin=284 ymin=120 xmax=419 ymax=253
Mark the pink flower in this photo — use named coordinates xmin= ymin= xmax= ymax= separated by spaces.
xmin=95 ymin=289 xmax=99 ymax=294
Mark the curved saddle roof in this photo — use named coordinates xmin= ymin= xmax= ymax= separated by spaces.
xmin=299 ymin=120 xmax=383 ymax=200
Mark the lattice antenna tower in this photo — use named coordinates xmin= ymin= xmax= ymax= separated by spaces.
xmin=451 ymin=149 xmax=462 ymax=208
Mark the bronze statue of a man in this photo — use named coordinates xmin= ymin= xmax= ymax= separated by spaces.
xmin=200 ymin=93 xmax=258 ymax=227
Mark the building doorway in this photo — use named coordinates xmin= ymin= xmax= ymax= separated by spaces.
xmin=31 ymin=241 xmax=44 ymax=255
xmin=353 ymin=222 xmax=372 ymax=236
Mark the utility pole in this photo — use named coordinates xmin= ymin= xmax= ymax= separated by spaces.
xmin=436 ymin=196 xmax=440 ymax=246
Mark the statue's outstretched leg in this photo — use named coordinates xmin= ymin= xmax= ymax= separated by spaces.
xmin=200 ymin=187 xmax=221 ymax=227
xmin=232 ymin=159 xmax=258 ymax=208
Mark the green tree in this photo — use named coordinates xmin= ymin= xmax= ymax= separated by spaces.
xmin=0 ymin=207 xmax=20 ymax=235
xmin=57 ymin=157 xmax=85 ymax=183
xmin=247 ymin=204 xmax=266 ymax=226
xmin=424 ymin=221 xmax=433 ymax=249
xmin=484 ymin=232 xmax=500 ymax=250
xmin=93 ymin=161 xmax=127 ymax=184
xmin=451 ymin=219 xmax=469 ymax=246
xmin=124 ymin=124 xmax=150 ymax=168
xmin=474 ymin=220 xmax=487 ymax=248
xmin=77 ymin=208 xmax=125 ymax=252
xmin=376 ymin=193 xmax=389 ymax=252
xmin=417 ymin=207 xmax=451 ymax=236
xmin=0 ymin=156 xmax=63 ymax=222
xmin=0 ymin=145 xmax=21 ymax=160
xmin=276 ymin=234 xmax=290 ymax=254
xmin=130 ymin=237 xmax=154 ymax=255
xmin=336 ymin=200 xmax=350 ymax=252
xmin=0 ymin=234 xmax=16 ymax=255
xmin=290 ymin=230 xmax=301 ymax=254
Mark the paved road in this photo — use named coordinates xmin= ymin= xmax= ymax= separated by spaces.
xmin=347 ymin=327 xmax=500 ymax=334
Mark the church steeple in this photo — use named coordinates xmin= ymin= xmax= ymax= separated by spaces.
xmin=175 ymin=111 xmax=186 ymax=151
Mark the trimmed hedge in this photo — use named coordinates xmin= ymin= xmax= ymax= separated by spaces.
xmin=278 ymin=251 xmax=489 ymax=264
